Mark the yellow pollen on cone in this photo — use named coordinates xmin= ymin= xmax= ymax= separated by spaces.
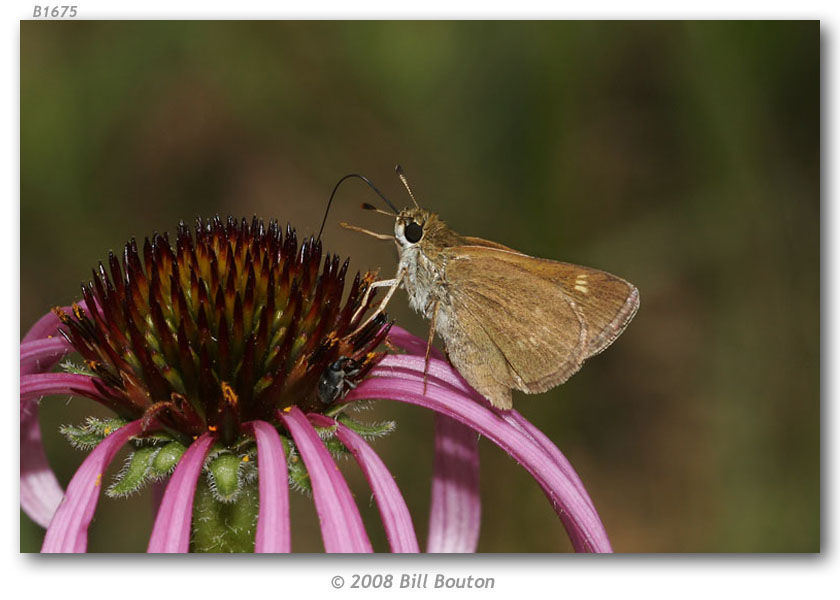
xmin=221 ymin=382 xmax=239 ymax=407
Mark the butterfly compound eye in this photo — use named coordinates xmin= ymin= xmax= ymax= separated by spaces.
xmin=404 ymin=221 xmax=423 ymax=243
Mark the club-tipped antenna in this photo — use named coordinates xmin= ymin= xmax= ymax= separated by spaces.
xmin=317 ymin=173 xmax=398 ymax=240
xmin=361 ymin=202 xmax=397 ymax=217
xmin=395 ymin=165 xmax=420 ymax=208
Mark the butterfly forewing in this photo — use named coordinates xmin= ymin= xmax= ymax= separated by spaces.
xmin=453 ymin=241 xmax=639 ymax=356
xmin=439 ymin=243 xmax=638 ymax=408
xmin=442 ymin=247 xmax=591 ymax=408
xmin=547 ymin=263 xmax=640 ymax=356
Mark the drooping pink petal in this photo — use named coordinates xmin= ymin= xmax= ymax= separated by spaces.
xmin=20 ymin=312 xmax=79 ymax=528
xmin=374 ymin=338 xmax=608 ymax=551
xmin=21 ymin=411 xmax=64 ymax=529
xmin=386 ymin=325 xmax=447 ymax=360
xmin=41 ymin=419 xmax=145 ymax=552
xmin=251 ymin=420 xmax=291 ymax=553
xmin=349 ymin=372 xmax=613 ymax=553
xmin=147 ymin=433 xmax=215 ymax=553
xmin=426 ymin=413 xmax=481 ymax=553
xmin=278 ymin=407 xmax=372 ymax=553
xmin=502 ymin=410 xmax=598 ymax=513
xmin=309 ymin=414 xmax=419 ymax=553
xmin=379 ymin=331 xmax=608 ymax=551
xmin=376 ymin=354 xmax=484 ymax=552
xmin=20 ymin=373 xmax=105 ymax=528
xmin=20 ymin=373 xmax=105 ymax=413
xmin=22 ymin=305 xmax=70 ymax=343
xmin=20 ymin=360 xmax=83 ymax=527
xmin=22 ymin=301 xmax=92 ymax=344
xmin=20 ymin=337 xmax=70 ymax=375
xmin=376 ymin=353 xmax=493 ymax=407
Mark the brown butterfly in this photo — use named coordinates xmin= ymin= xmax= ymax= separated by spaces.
xmin=340 ymin=167 xmax=639 ymax=410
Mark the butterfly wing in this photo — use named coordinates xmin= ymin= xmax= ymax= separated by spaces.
xmin=439 ymin=247 xmax=587 ymax=408
xmin=440 ymin=244 xmax=638 ymax=408
xmin=454 ymin=240 xmax=639 ymax=356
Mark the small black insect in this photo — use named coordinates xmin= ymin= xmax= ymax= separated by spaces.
xmin=317 ymin=357 xmax=363 ymax=405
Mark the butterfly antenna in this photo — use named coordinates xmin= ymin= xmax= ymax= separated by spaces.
xmin=395 ymin=165 xmax=420 ymax=208
xmin=361 ymin=202 xmax=397 ymax=217
xmin=317 ymin=173 xmax=399 ymax=240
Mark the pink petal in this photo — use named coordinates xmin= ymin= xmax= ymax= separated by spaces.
xmin=147 ymin=433 xmax=215 ymax=553
xmin=350 ymin=372 xmax=613 ymax=553
xmin=21 ymin=411 xmax=65 ymax=529
xmin=22 ymin=304 xmax=75 ymax=344
xmin=20 ymin=372 xmax=87 ymax=528
xmin=502 ymin=410 xmax=598 ymax=513
xmin=376 ymin=353 xmax=483 ymax=399
xmin=375 ymin=354 xmax=486 ymax=551
xmin=41 ymin=419 xmax=145 ymax=552
xmin=20 ymin=371 xmax=113 ymax=531
xmin=386 ymin=325 xmax=446 ymax=360
xmin=251 ymin=420 xmax=291 ymax=553
xmin=20 ymin=337 xmax=70 ymax=375
xmin=20 ymin=373 xmax=107 ymax=528
xmin=21 ymin=373 xmax=105 ymax=415
xmin=278 ymin=407 xmax=372 ymax=553
xmin=309 ymin=414 xmax=419 ymax=553
xmin=426 ymin=413 xmax=481 ymax=553
xmin=373 ymin=333 xmax=609 ymax=551
xmin=19 ymin=315 xmax=79 ymax=527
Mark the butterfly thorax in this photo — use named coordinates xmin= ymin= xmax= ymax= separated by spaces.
xmin=394 ymin=210 xmax=461 ymax=321
xmin=398 ymin=242 xmax=445 ymax=319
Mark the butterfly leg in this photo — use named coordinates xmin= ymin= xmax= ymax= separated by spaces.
xmin=349 ymin=270 xmax=404 ymax=335
xmin=423 ymin=300 xmax=440 ymax=395
xmin=350 ymin=269 xmax=402 ymax=323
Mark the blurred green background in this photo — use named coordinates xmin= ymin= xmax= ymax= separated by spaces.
xmin=20 ymin=21 xmax=819 ymax=552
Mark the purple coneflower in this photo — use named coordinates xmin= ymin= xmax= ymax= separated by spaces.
xmin=20 ymin=216 xmax=612 ymax=553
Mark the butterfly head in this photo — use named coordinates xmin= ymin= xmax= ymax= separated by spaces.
xmin=395 ymin=208 xmax=434 ymax=248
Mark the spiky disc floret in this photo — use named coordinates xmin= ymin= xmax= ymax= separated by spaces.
xmin=56 ymin=216 xmax=389 ymax=445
